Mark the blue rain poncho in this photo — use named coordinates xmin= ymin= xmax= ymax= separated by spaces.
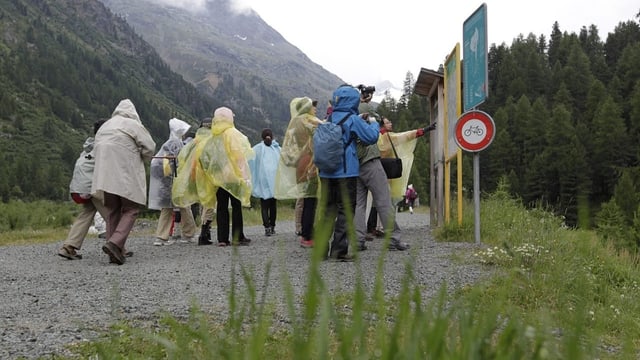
xmin=249 ymin=139 xmax=281 ymax=199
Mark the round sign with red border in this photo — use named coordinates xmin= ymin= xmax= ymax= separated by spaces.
xmin=454 ymin=110 xmax=495 ymax=152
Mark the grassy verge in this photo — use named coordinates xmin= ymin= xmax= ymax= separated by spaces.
xmin=0 ymin=200 xmax=298 ymax=246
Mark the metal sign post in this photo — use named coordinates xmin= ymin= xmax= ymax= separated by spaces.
xmin=454 ymin=110 xmax=495 ymax=244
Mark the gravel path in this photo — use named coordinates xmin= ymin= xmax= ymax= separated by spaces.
xmin=0 ymin=211 xmax=486 ymax=359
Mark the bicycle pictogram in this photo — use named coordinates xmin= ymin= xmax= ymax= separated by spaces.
xmin=464 ymin=125 xmax=484 ymax=137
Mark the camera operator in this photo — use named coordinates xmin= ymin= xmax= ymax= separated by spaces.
xmin=355 ymin=85 xmax=410 ymax=252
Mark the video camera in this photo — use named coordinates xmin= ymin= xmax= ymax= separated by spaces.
xmin=356 ymin=84 xmax=376 ymax=96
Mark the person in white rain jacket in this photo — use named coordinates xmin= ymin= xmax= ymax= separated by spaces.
xmin=149 ymin=118 xmax=197 ymax=246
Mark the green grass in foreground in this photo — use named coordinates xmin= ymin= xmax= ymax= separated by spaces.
xmin=5 ymin=188 xmax=640 ymax=359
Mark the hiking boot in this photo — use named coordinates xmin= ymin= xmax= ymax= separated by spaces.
xmin=102 ymin=241 xmax=125 ymax=265
xmin=389 ymin=242 xmax=410 ymax=251
xmin=198 ymin=238 xmax=213 ymax=245
xmin=300 ymin=238 xmax=314 ymax=248
xmin=328 ymin=253 xmax=355 ymax=262
xmin=270 ymin=226 xmax=276 ymax=235
xmin=234 ymin=237 xmax=251 ymax=246
xmin=198 ymin=224 xmax=212 ymax=245
xmin=218 ymin=241 xmax=230 ymax=247
xmin=58 ymin=245 xmax=82 ymax=260
xmin=265 ymin=227 xmax=272 ymax=236
xmin=110 ymin=249 xmax=133 ymax=263
xmin=357 ymin=243 xmax=368 ymax=251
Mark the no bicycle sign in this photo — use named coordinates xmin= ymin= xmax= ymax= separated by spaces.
xmin=454 ymin=110 xmax=495 ymax=152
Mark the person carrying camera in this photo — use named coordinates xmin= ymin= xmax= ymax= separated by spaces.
xmin=354 ymin=86 xmax=410 ymax=251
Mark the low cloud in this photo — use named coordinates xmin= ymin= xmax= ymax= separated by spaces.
xmin=147 ymin=0 xmax=254 ymax=14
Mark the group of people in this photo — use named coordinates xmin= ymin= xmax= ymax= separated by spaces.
xmin=58 ymin=84 xmax=434 ymax=265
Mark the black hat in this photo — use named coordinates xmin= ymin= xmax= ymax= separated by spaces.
xmin=261 ymin=128 xmax=273 ymax=140
xmin=200 ymin=117 xmax=212 ymax=128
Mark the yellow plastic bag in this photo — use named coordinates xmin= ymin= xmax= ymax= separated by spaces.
xmin=163 ymin=158 xmax=172 ymax=177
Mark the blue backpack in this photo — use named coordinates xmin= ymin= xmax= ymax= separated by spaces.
xmin=313 ymin=113 xmax=352 ymax=173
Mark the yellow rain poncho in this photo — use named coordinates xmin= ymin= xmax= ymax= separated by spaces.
xmin=199 ymin=108 xmax=254 ymax=207
xmin=274 ymin=97 xmax=324 ymax=199
xmin=172 ymin=126 xmax=215 ymax=208
xmin=378 ymin=129 xmax=419 ymax=202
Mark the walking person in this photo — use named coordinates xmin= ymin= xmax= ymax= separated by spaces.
xmin=249 ymin=128 xmax=281 ymax=236
xmin=92 ymin=99 xmax=156 ymax=265
xmin=316 ymin=85 xmax=380 ymax=261
xmin=274 ymin=97 xmax=323 ymax=248
xmin=405 ymin=184 xmax=418 ymax=214
xmin=149 ymin=118 xmax=197 ymax=246
xmin=199 ymin=107 xmax=254 ymax=246
xmin=58 ymin=118 xmax=115 ymax=260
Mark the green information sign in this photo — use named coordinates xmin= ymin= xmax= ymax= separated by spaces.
xmin=463 ymin=3 xmax=488 ymax=110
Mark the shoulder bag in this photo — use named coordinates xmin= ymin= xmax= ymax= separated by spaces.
xmin=380 ymin=133 xmax=403 ymax=179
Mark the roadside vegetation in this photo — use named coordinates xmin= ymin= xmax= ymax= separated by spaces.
xmin=2 ymin=181 xmax=635 ymax=359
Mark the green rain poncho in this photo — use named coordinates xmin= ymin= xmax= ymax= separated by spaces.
xmin=274 ymin=97 xmax=324 ymax=199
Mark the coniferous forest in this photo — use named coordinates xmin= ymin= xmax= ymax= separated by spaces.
xmin=377 ymin=12 xmax=640 ymax=244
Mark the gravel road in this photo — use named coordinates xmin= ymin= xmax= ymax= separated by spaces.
xmin=0 ymin=211 xmax=486 ymax=359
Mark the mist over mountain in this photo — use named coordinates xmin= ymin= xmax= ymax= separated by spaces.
xmin=100 ymin=0 xmax=345 ymax=134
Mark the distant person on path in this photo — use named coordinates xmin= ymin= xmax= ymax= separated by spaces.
xmin=274 ymin=97 xmax=323 ymax=248
xmin=405 ymin=184 xmax=418 ymax=214
xmin=199 ymin=107 xmax=254 ymax=246
xmin=249 ymin=128 xmax=281 ymax=236
xmin=92 ymin=99 xmax=156 ymax=265
xmin=58 ymin=118 xmax=116 ymax=260
xmin=149 ymin=118 xmax=197 ymax=246
xmin=316 ymin=85 xmax=380 ymax=261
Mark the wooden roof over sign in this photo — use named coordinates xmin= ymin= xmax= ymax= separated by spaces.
xmin=414 ymin=67 xmax=444 ymax=97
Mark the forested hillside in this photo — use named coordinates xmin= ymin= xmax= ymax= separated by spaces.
xmin=0 ymin=0 xmax=218 ymax=201
xmin=377 ymin=13 xmax=640 ymax=233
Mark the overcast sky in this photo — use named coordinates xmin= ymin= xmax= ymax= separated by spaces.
xmin=157 ymin=0 xmax=638 ymax=87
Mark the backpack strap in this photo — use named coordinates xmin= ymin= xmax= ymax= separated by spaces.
xmin=333 ymin=113 xmax=352 ymax=173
